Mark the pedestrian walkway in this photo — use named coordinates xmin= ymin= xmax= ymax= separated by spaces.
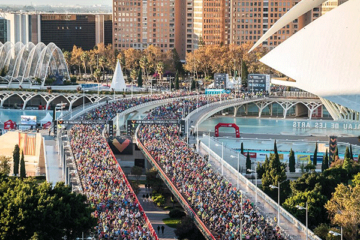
xmin=136 ymin=185 xmax=176 ymax=240
xmin=43 ymin=134 xmax=63 ymax=186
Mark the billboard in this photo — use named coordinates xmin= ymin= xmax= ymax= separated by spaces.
xmin=247 ymin=74 xmax=270 ymax=92
xmin=108 ymin=136 xmax=133 ymax=155
xmin=21 ymin=115 xmax=37 ymax=125
xmin=214 ymin=73 xmax=228 ymax=89
xmin=297 ymin=154 xmax=310 ymax=162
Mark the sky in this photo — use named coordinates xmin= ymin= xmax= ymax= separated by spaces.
xmin=0 ymin=0 xmax=111 ymax=6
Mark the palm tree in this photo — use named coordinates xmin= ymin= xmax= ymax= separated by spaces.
xmin=98 ymin=56 xmax=108 ymax=84
xmin=63 ymin=51 xmax=72 ymax=72
xmin=139 ymin=56 xmax=148 ymax=85
xmin=80 ymin=51 xmax=90 ymax=76
xmin=156 ymin=62 xmax=164 ymax=80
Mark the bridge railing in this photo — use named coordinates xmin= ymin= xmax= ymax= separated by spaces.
xmin=135 ymin=131 xmax=216 ymax=240
xmin=200 ymin=141 xmax=321 ymax=240
xmin=270 ymin=91 xmax=319 ymax=99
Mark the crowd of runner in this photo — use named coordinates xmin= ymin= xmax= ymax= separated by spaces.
xmin=138 ymin=98 xmax=285 ymax=240
xmin=70 ymin=124 xmax=157 ymax=240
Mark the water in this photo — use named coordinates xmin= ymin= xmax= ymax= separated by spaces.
xmin=0 ymin=109 xmax=63 ymax=124
xmin=199 ymin=116 xmax=360 ymax=137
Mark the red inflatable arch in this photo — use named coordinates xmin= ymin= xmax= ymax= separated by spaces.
xmin=215 ymin=123 xmax=240 ymax=138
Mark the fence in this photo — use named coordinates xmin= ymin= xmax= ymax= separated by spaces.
xmin=200 ymin=141 xmax=321 ymax=240
xmin=135 ymin=132 xmax=216 ymax=240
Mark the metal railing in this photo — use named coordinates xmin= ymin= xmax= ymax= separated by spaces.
xmin=42 ymin=137 xmax=49 ymax=182
xmin=270 ymin=91 xmax=319 ymax=99
xmin=135 ymin=132 xmax=216 ymax=240
xmin=200 ymin=141 xmax=321 ymax=240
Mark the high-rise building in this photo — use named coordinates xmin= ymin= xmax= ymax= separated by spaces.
xmin=112 ymin=0 xmax=176 ymax=52
xmin=0 ymin=18 xmax=9 ymax=43
xmin=0 ymin=13 xmax=112 ymax=51
xmin=321 ymin=0 xmax=348 ymax=15
xmin=112 ymin=0 xmax=338 ymax=58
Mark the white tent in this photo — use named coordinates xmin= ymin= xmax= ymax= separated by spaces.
xmin=110 ymin=59 xmax=126 ymax=92
xmin=40 ymin=112 xmax=53 ymax=124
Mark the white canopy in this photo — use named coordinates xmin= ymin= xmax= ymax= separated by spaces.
xmin=110 ymin=60 xmax=126 ymax=92
xmin=40 ymin=112 xmax=53 ymax=124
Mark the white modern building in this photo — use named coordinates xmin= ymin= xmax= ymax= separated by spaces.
xmin=253 ymin=0 xmax=360 ymax=121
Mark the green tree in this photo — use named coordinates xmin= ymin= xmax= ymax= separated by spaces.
xmin=172 ymin=48 xmax=183 ymax=73
xmin=241 ymin=60 xmax=248 ymax=87
xmin=344 ymin=146 xmax=350 ymax=159
xmin=262 ymin=153 xmax=290 ymax=203
xmin=246 ymin=151 xmax=251 ymax=174
xmin=240 ymin=142 xmax=244 ymax=154
xmin=324 ymin=149 xmax=329 ymax=170
xmin=146 ymin=167 xmax=163 ymax=192
xmin=313 ymin=142 xmax=318 ymax=166
xmin=191 ymin=79 xmax=196 ymax=90
xmin=257 ymin=155 xmax=269 ymax=179
xmin=274 ymin=140 xmax=279 ymax=160
xmin=313 ymin=223 xmax=331 ymax=240
xmin=349 ymin=144 xmax=353 ymax=160
xmin=175 ymin=70 xmax=179 ymax=90
xmin=0 ymin=176 xmax=96 ymax=239
xmin=0 ymin=156 xmax=11 ymax=175
xmin=174 ymin=216 xmax=205 ymax=240
xmin=20 ymin=151 xmax=26 ymax=179
xmin=137 ymin=68 xmax=143 ymax=87
xmin=352 ymin=172 xmax=360 ymax=186
xmin=131 ymin=166 xmax=143 ymax=181
xmin=13 ymin=144 xmax=20 ymax=176
xmin=282 ymin=187 xmax=328 ymax=228
xmin=289 ymin=148 xmax=295 ymax=172
xmin=342 ymin=157 xmax=352 ymax=178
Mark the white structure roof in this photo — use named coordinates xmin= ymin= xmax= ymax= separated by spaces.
xmin=39 ymin=112 xmax=53 ymax=124
xmin=260 ymin=0 xmax=360 ymax=112
xmin=110 ymin=60 xmax=126 ymax=92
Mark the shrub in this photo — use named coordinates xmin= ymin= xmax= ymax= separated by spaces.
xmin=151 ymin=193 xmax=165 ymax=207
xmin=70 ymin=76 xmax=77 ymax=83
xmin=169 ymin=208 xmax=186 ymax=218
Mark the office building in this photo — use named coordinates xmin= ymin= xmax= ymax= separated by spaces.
xmin=0 ymin=18 xmax=9 ymax=43
xmin=0 ymin=13 xmax=112 ymax=51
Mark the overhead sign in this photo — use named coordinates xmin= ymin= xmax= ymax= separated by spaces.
xmin=57 ymin=120 xmax=107 ymax=125
xmin=247 ymin=74 xmax=270 ymax=92
xmin=108 ymin=136 xmax=133 ymax=155
xmin=214 ymin=73 xmax=228 ymax=89
xmin=127 ymin=119 xmax=186 ymax=136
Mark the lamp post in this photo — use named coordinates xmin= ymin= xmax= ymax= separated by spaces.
xmin=215 ymin=143 xmax=224 ymax=175
xmin=82 ymin=89 xmax=88 ymax=111
xmin=247 ymin=166 xmax=257 ymax=205
xmin=269 ymin=179 xmax=289 ymax=227
xmin=296 ymin=203 xmax=308 ymax=240
xmin=208 ymin=130 xmax=211 ymax=157
xmin=329 ymin=228 xmax=342 ymax=240
xmin=96 ymin=54 xmax=99 ymax=100
xmin=230 ymin=153 xmax=240 ymax=189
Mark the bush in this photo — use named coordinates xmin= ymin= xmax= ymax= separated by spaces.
xmin=63 ymin=81 xmax=72 ymax=85
xmin=70 ymin=76 xmax=77 ymax=83
xmin=169 ymin=208 xmax=186 ymax=219
xmin=151 ymin=193 xmax=165 ymax=207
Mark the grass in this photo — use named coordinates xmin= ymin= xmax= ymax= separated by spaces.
xmin=162 ymin=218 xmax=181 ymax=228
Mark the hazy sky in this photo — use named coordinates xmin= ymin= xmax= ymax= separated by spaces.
xmin=0 ymin=0 xmax=111 ymax=6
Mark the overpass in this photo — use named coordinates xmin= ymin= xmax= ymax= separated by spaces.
xmin=52 ymin=93 xmax=321 ymax=239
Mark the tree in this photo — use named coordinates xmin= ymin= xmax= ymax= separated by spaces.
xmin=191 ymin=79 xmax=196 ymax=90
xmin=344 ymin=146 xmax=350 ymax=160
xmin=174 ymin=216 xmax=205 ymax=240
xmin=349 ymin=144 xmax=353 ymax=160
xmin=0 ymin=156 xmax=11 ymax=175
xmin=240 ymin=142 xmax=244 ymax=154
xmin=20 ymin=151 xmax=26 ymax=179
xmin=289 ymin=149 xmax=295 ymax=172
xmin=282 ymin=187 xmax=328 ymax=228
xmin=13 ymin=144 xmax=20 ymax=176
xmin=324 ymin=149 xmax=329 ymax=170
xmin=262 ymin=153 xmax=290 ymax=203
xmin=172 ymin=48 xmax=183 ymax=73
xmin=71 ymin=45 xmax=83 ymax=76
xmin=0 ymin=176 xmax=96 ymax=239
xmin=137 ymin=68 xmax=143 ymax=87
xmin=131 ymin=166 xmax=143 ymax=181
xmin=130 ymin=69 xmax=137 ymax=84
xmin=175 ymin=70 xmax=179 ymax=90
xmin=257 ymin=155 xmax=269 ymax=179
xmin=246 ymin=152 xmax=251 ymax=174
xmin=241 ymin=60 xmax=248 ymax=87
xmin=146 ymin=167 xmax=163 ymax=192
xmin=274 ymin=140 xmax=278 ymax=157
xmin=313 ymin=142 xmax=318 ymax=166
xmin=156 ymin=61 xmax=164 ymax=80
xmin=353 ymin=172 xmax=360 ymax=186
xmin=139 ymin=55 xmax=149 ymax=84
xmin=325 ymin=183 xmax=360 ymax=240
xmin=80 ymin=51 xmax=90 ymax=75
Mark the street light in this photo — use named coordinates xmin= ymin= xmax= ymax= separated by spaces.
xmin=329 ymin=229 xmax=342 ymax=240
xmin=269 ymin=179 xmax=289 ymax=227
xmin=215 ymin=142 xmax=224 ymax=175
xmin=82 ymin=89 xmax=88 ymax=111
xmin=230 ymin=153 xmax=240 ymax=189
xmin=247 ymin=166 xmax=257 ymax=205
xmin=296 ymin=203 xmax=308 ymax=240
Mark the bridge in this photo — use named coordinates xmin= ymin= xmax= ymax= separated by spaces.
xmin=51 ymin=93 xmax=321 ymax=240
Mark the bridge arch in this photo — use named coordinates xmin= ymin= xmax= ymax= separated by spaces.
xmin=215 ymin=123 xmax=240 ymax=138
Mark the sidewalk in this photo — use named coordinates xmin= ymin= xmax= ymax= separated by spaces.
xmin=136 ymin=185 xmax=176 ymax=240
xmin=43 ymin=132 xmax=63 ymax=186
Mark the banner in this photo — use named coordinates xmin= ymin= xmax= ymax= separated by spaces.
xmin=4 ymin=119 xmax=16 ymax=130
xmin=329 ymin=136 xmax=337 ymax=161
xmin=242 ymin=152 xmax=257 ymax=158
xmin=297 ymin=154 xmax=310 ymax=162
xmin=42 ymin=121 xmax=51 ymax=129
xmin=21 ymin=115 xmax=37 ymax=125
xmin=108 ymin=136 xmax=133 ymax=155
xmin=25 ymin=134 xmax=36 ymax=156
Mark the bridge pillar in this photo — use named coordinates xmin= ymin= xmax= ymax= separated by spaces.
xmin=303 ymin=102 xmax=322 ymax=120
xmin=255 ymin=101 xmax=272 ymax=118
xmin=269 ymin=104 xmax=273 ymax=116
xmin=233 ymin=106 xmax=241 ymax=117
xmin=22 ymin=100 xmax=29 ymax=110
xmin=277 ymin=101 xmax=297 ymax=119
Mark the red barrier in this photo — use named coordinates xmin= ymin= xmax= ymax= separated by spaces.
xmin=105 ymin=140 xmax=159 ymax=240
xmin=137 ymin=140 xmax=216 ymax=240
